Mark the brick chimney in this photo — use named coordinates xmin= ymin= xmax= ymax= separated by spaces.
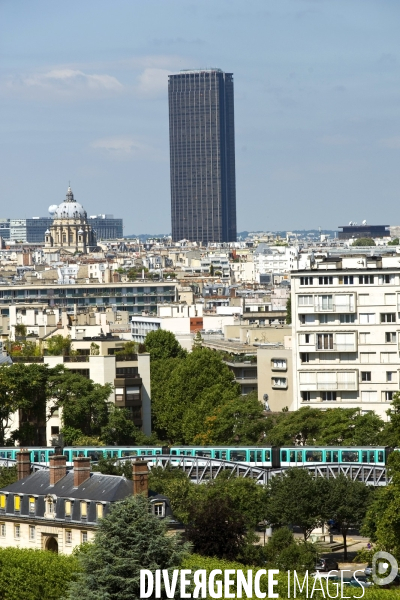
xmin=16 ymin=450 xmax=31 ymax=480
xmin=73 ymin=457 xmax=91 ymax=487
xmin=49 ymin=454 xmax=67 ymax=485
xmin=132 ymin=459 xmax=149 ymax=496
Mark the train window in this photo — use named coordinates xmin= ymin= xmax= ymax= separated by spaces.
xmin=171 ymin=450 xmax=177 ymax=455
xmin=289 ymin=451 xmax=295 ymax=462
xmin=33 ymin=451 xmax=39 ymax=462
xmin=63 ymin=451 xmax=70 ymax=461
xmin=281 ymin=450 xmax=287 ymax=461
xmin=221 ymin=451 xmax=227 ymax=460
xmin=362 ymin=451 xmax=367 ymax=463
xmin=305 ymin=451 xmax=322 ymax=462
xmin=332 ymin=451 xmax=338 ymax=462
xmin=87 ymin=451 xmax=100 ymax=460
xmin=265 ymin=451 xmax=270 ymax=461
xmin=146 ymin=451 xmax=153 ymax=455
xmin=342 ymin=451 xmax=359 ymax=462
xmin=73 ymin=450 xmax=85 ymax=458
xmin=368 ymin=451 xmax=375 ymax=463
xmin=326 ymin=451 xmax=332 ymax=462
xmin=214 ymin=451 xmax=220 ymax=459
xmin=256 ymin=451 xmax=262 ymax=462
xmin=296 ymin=451 xmax=302 ymax=462
xmin=378 ymin=451 xmax=384 ymax=463
xmin=249 ymin=451 xmax=255 ymax=462
xmin=195 ymin=450 xmax=211 ymax=458
xmin=155 ymin=450 xmax=161 ymax=455
xmin=230 ymin=451 xmax=246 ymax=462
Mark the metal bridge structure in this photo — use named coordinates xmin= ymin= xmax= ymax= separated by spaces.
xmin=117 ymin=455 xmax=390 ymax=487
xmin=0 ymin=456 xmax=389 ymax=486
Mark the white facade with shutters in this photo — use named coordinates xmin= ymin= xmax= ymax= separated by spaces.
xmin=291 ymin=252 xmax=400 ymax=418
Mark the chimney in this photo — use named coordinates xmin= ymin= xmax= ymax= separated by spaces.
xmin=49 ymin=454 xmax=67 ymax=485
xmin=16 ymin=450 xmax=31 ymax=480
xmin=132 ymin=459 xmax=149 ymax=496
xmin=73 ymin=457 xmax=91 ymax=487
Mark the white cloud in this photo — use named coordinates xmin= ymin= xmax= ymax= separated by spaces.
xmin=136 ymin=68 xmax=170 ymax=97
xmin=380 ymin=137 xmax=400 ymax=149
xmin=7 ymin=68 xmax=123 ymax=95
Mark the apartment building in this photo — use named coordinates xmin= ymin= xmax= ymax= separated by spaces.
xmin=291 ymin=251 xmax=400 ymax=417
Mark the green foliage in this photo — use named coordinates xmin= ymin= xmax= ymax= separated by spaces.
xmin=90 ymin=342 xmax=100 ymax=356
xmin=192 ymin=330 xmax=203 ymax=349
xmin=286 ymin=295 xmax=292 ymax=324
xmin=265 ymin=468 xmax=328 ymax=540
xmin=148 ymin=465 xmax=198 ymax=524
xmin=381 ymin=391 xmax=400 ymax=446
xmin=352 ymin=237 xmax=376 ymax=246
xmin=264 ymin=527 xmax=317 ymax=571
xmin=388 ymin=238 xmax=399 ymax=245
xmin=0 ymin=465 xmax=17 ymax=488
xmin=48 ymin=367 xmax=112 ymax=438
xmin=323 ymin=474 xmax=371 ymax=559
xmin=0 ymin=547 xmax=78 ymax=600
xmin=68 ymin=494 xmax=189 ymax=600
xmin=92 ymin=455 xmax=133 ymax=479
xmin=100 ymin=406 xmax=147 ymax=445
xmin=114 ymin=341 xmax=138 ymax=358
xmin=45 ymin=334 xmax=72 ymax=356
xmin=14 ymin=323 xmax=27 ymax=337
xmin=145 ymin=329 xmax=187 ymax=361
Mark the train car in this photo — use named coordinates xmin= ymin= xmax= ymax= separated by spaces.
xmin=62 ymin=446 xmax=167 ymax=465
xmin=169 ymin=447 xmax=278 ymax=468
xmin=0 ymin=447 xmax=56 ymax=465
xmin=279 ymin=446 xmax=389 ymax=468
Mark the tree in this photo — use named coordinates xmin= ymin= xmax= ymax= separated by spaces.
xmin=197 ymin=392 xmax=266 ymax=445
xmin=48 ymin=368 xmax=112 ymax=439
xmin=45 ymin=334 xmax=72 ymax=356
xmin=324 ymin=474 xmax=371 ymax=560
xmin=264 ymin=527 xmax=317 ymax=571
xmin=388 ymin=238 xmax=399 ymax=246
xmin=266 ymin=406 xmax=323 ymax=446
xmin=144 ymin=329 xmax=187 ymax=361
xmin=101 ymin=406 xmax=146 ymax=445
xmin=148 ymin=465 xmax=196 ymax=524
xmin=286 ymin=296 xmax=292 ymax=325
xmin=192 ymin=330 xmax=203 ymax=349
xmin=68 ymin=494 xmax=189 ymax=600
xmin=381 ymin=392 xmax=400 ymax=446
xmin=265 ymin=468 xmax=327 ymax=540
xmin=186 ymin=494 xmax=248 ymax=560
xmin=90 ymin=342 xmax=100 ymax=356
xmin=115 ymin=341 xmax=138 ymax=358
xmin=352 ymin=237 xmax=375 ymax=246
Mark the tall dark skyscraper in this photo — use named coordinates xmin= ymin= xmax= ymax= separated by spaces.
xmin=168 ymin=69 xmax=237 ymax=244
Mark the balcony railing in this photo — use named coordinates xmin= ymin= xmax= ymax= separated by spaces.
xmin=63 ymin=356 xmax=89 ymax=363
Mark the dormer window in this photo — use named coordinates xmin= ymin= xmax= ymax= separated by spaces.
xmin=81 ymin=501 xmax=87 ymax=519
xmin=0 ymin=494 xmax=5 ymax=510
xmin=65 ymin=500 xmax=71 ymax=517
xmin=14 ymin=496 xmax=20 ymax=512
xmin=29 ymin=497 xmax=35 ymax=513
xmin=96 ymin=503 xmax=103 ymax=521
xmin=45 ymin=496 xmax=56 ymax=518
xmin=48 ymin=498 xmax=54 ymax=514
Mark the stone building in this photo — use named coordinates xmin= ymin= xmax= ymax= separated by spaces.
xmin=45 ymin=187 xmax=96 ymax=254
xmin=0 ymin=451 xmax=168 ymax=554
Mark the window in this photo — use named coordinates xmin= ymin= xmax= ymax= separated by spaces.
xmin=336 ymin=333 xmax=355 ymax=351
xmin=0 ymin=523 xmax=5 ymax=537
xmin=14 ymin=496 xmax=20 ymax=512
xmin=340 ymin=314 xmax=355 ymax=324
xmin=14 ymin=524 xmax=20 ymax=539
xmin=361 ymin=371 xmax=371 ymax=382
xmin=115 ymin=387 xmax=124 ymax=402
xmin=381 ymin=274 xmax=394 ymax=284
xmin=272 ymin=359 xmax=286 ymax=369
xmin=51 ymin=426 xmax=59 ymax=435
xmin=301 ymin=391 xmax=311 ymax=402
xmin=343 ymin=276 xmax=354 ymax=285
xmin=300 ymin=353 xmax=310 ymax=363
xmin=384 ymin=391 xmax=394 ymax=402
xmin=381 ymin=313 xmax=396 ymax=323
xmin=318 ymin=276 xmax=333 ymax=285
xmin=0 ymin=495 xmax=5 ymax=510
xmin=361 ymin=391 xmax=378 ymax=402
xmin=359 ymin=332 xmax=370 ymax=344
xmin=29 ymin=526 xmax=35 ymax=541
xmin=153 ymin=503 xmax=165 ymax=517
xmin=272 ymin=377 xmax=287 ymax=388
xmin=316 ymin=333 xmax=334 ymax=350
xmin=298 ymin=295 xmax=313 ymax=306
xmin=65 ymin=500 xmax=71 ymax=517
xmin=300 ymin=277 xmax=313 ymax=285
xmin=359 ymin=313 xmax=375 ymax=324
xmin=47 ymin=498 xmax=54 ymax=515
xmin=385 ymin=293 xmax=396 ymax=305
xmin=81 ymin=531 xmax=88 ymax=543
xmin=387 ymin=372 xmax=395 ymax=382
xmin=381 ymin=352 xmax=397 ymax=364
xmin=319 ymin=314 xmax=328 ymax=324
xmin=300 ymin=333 xmax=312 ymax=345
xmin=96 ymin=504 xmax=103 ymax=520
xmin=65 ymin=530 xmax=72 ymax=544
xmin=385 ymin=332 xmax=396 ymax=343
xmin=359 ymin=275 xmax=374 ymax=284
xmin=81 ymin=501 xmax=87 ymax=518
xmin=358 ymin=294 xmax=369 ymax=305
xmin=322 ymin=392 xmax=336 ymax=401
xmin=360 ymin=352 xmax=376 ymax=363
xmin=29 ymin=497 xmax=35 ymax=513
xmin=316 ymin=295 xmax=333 ymax=310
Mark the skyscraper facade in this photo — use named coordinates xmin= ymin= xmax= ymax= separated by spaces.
xmin=168 ymin=69 xmax=237 ymax=244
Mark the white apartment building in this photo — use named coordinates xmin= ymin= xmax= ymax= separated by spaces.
xmin=291 ymin=251 xmax=400 ymax=418
xmin=254 ymin=245 xmax=298 ymax=283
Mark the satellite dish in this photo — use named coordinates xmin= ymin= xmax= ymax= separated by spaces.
xmin=362 ymin=220 xmax=367 ymax=225
xmin=349 ymin=221 xmax=352 ymax=226
xmin=48 ymin=205 xmax=58 ymax=216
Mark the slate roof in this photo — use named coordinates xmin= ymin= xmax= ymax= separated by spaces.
xmin=3 ymin=470 xmax=132 ymax=502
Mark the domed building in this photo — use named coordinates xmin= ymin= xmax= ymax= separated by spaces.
xmin=45 ymin=187 xmax=96 ymax=254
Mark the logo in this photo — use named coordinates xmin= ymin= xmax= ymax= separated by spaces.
xmin=372 ymin=551 xmax=398 ymax=585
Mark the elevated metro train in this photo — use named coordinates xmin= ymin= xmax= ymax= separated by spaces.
xmin=0 ymin=446 xmax=392 ymax=468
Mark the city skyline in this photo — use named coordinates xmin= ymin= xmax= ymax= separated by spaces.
xmin=2 ymin=1 xmax=400 ymax=234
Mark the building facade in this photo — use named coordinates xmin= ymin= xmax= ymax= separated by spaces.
xmin=169 ymin=69 xmax=237 ymax=244
xmin=10 ymin=219 xmax=53 ymax=243
xmin=88 ymin=215 xmax=123 ymax=240
xmin=291 ymin=252 xmax=400 ymax=417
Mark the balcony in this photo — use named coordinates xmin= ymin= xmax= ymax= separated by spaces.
xmin=63 ymin=356 xmax=89 ymax=363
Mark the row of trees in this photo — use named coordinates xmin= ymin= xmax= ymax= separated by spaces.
xmin=149 ymin=465 xmax=371 ymax=562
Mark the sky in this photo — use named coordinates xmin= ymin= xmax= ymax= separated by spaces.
xmin=1 ymin=0 xmax=400 ymax=235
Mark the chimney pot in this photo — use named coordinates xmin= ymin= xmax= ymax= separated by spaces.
xmin=16 ymin=450 xmax=31 ymax=480
xmin=49 ymin=454 xmax=67 ymax=485
xmin=73 ymin=457 xmax=91 ymax=487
